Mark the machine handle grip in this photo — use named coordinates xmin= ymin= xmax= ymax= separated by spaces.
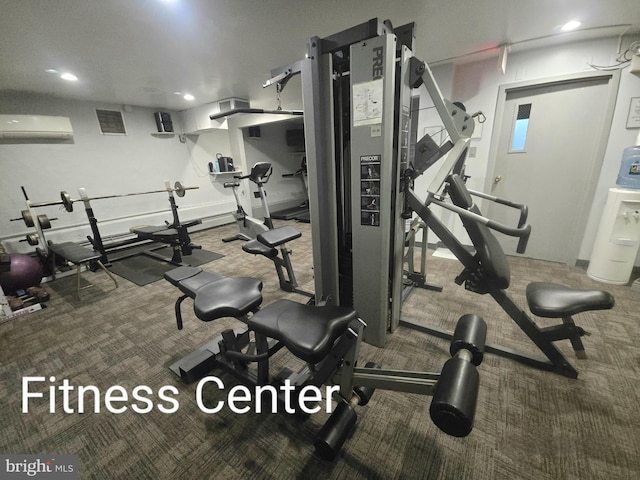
xmin=515 ymin=224 xmax=531 ymax=254
xmin=433 ymin=198 xmax=531 ymax=251
xmin=485 ymin=217 xmax=531 ymax=247
xmin=468 ymin=189 xmax=528 ymax=227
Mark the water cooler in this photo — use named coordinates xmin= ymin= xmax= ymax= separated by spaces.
xmin=587 ymin=134 xmax=640 ymax=284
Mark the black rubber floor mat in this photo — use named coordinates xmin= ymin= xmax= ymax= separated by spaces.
xmin=108 ymin=249 xmax=224 ymax=286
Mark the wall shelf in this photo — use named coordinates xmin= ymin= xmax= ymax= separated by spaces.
xmin=209 ymin=170 xmax=242 ymax=180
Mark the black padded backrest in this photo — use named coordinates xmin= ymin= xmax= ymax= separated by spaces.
xmin=249 ymin=162 xmax=272 ymax=184
xmin=447 ymin=174 xmax=510 ymax=290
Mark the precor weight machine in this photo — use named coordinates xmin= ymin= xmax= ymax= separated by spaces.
xmin=268 ymin=18 xmax=612 ymax=377
xmin=268 ymin=19 xmax=456 ymax=346
xmin=163 ymin=19 xmax=491 ymax=459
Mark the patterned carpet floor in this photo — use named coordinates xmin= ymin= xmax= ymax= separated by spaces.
xmin=1 ymin=220 xmax=638 ymax=479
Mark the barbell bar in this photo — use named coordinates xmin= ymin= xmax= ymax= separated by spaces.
xmin=10 ymin=210 xmax=35 ymax=227
xmin=27 ymin=181 xmax=197 ymax=213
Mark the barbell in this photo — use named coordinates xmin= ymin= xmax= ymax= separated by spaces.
xmin=27 ymin=181 xmax=197 ymax=213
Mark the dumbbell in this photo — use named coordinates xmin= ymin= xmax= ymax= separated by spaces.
xmin=430 ymin=314 xmax=487 ymax=437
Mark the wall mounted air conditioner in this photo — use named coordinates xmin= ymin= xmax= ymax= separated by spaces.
xmin=0 ymin=114 xmax=74 ymax=139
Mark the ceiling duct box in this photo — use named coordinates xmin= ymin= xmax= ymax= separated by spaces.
xmin=218 ymin=98 xmax=250 ymax=112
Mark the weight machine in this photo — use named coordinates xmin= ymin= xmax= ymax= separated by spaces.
xmin=267 ymin=19 xmax=469 ymax=346
xmin=269 ymin=18 xmax=612 ymax=378
xmin=164 ymin=20 xmax=486 ymax=459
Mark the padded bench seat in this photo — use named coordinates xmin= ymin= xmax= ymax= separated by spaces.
xmin=164 ymin=266 xmax=358 ymax=364
xmin=242 ymin=225 xmax=302 ymax=259
xmin=257 ymin=225 xmax=301 ymax=247
xmin=48 ymin=242 xmax=118 ymax=299
xmin=132 ymin=219 xmax=202 ymax=243
xmin=526 ymin=282 xmax=615 ymax=318
xmin=247 ymin=299 xmax=358 ymax=364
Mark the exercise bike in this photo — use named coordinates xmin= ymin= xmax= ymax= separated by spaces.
xmin=222 ymin=162 xmax=274 ymax=242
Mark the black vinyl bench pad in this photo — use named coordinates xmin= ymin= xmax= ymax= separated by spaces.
xmin=242 ymin=225 xmax=302 ymax=258
xmin=247 ymin=299 xmax=358 ymax=364
xmin=132 ymin=220 xmax=202 ymax=241
xmin=526 ymin=282 xmax=614 ymax=318
xmin=164 ymin=266 xmax=263 ymax=321
xmin=257 ymin=225 xmax=301 ymax=247
xmin=164 ymin=266 xmax=358 ymax=364
xmin=48 ymin=242 xmax=101 ymax=264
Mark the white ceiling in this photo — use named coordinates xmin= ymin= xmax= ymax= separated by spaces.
xmin=1 ymin=0 xmax=639 ymax=111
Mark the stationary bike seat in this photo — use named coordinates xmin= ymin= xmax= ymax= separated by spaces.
xmin=526 ymin=282 xmax=614 ymax=318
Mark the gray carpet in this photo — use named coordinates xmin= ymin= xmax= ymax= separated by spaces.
xmin=1 ymin=220 xmax=638 ymax=479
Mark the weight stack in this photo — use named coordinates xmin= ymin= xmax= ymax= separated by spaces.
xmin=154 ymin=112 xmax=174 ymax=133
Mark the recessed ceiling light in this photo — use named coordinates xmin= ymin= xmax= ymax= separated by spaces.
xmin=561 ymin=20 xmax=581 ymax=32
xmin=173 ymin=91 xmax=182 ymax=95
xmin=45 ymin=69 xmax=59 ymax=74
xmin=183 ymin=94 xmax=195 ymax=101
xmin=60 ymin=73 xmax=78 ymax=81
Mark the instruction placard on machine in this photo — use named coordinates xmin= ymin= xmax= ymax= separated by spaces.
xmin=360 ymin=155 xmax=381 ymax=226
xmin=353 ymin=79 xmax=383 ymax=127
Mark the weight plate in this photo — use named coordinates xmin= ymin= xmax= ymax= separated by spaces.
xmin=26 ymin=233 xmax=39 ymax=246
xmin=21 ymin=210 xmax=35 ymax=227
xmin=60 ymin=191 xmax=74 ymax=212
xmin=37 ymin=214 xmax=52 ymax=230
xmin=174 ymin=181 xmax=186 ymax=197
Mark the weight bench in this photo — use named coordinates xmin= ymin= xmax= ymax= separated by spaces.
xmin=164 ymin=265 xmax=489 ymax=459
xmin=48 ymin=242 xmax=118 ymax=299
xmin=403 ymin=173 xmax=614 ymax=378
xmin=242 ymin=225 xmax=312 ymax=298
xmin=131 ymin=219 xmax=202 ymax=264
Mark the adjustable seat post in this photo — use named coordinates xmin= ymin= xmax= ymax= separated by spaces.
xmin=562 ymin=316 xmax=589 ymax=359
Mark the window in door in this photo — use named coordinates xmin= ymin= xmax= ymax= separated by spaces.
xmin=509 ymin=103 xmax=532 ymax=152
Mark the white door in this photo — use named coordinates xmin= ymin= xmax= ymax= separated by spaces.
xmin=486 ymin=73 xmax=616 ymax=264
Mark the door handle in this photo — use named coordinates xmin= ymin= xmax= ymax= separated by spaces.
xmin=494 ymin=175 xmax=502 ymax=183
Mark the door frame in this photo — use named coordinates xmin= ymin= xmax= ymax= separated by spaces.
xmin=484 ymin=70 xmax=621 ymax=265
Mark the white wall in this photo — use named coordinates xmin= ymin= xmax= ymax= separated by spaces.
xmin=414 ymin=36 xmax=640 ymax=265
xmin=242 ymin=120 xmax=307 ymax=216
xmin=3 ymin=35 xmax=638 ymax=268
xmin=224 ymin=113 xmax=306 ymax=219
xmin=0 ymin=92 xmax=232 ymax=253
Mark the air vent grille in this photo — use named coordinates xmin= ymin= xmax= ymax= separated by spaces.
xmin=96 ymin=109 xmax=127 ymax=135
